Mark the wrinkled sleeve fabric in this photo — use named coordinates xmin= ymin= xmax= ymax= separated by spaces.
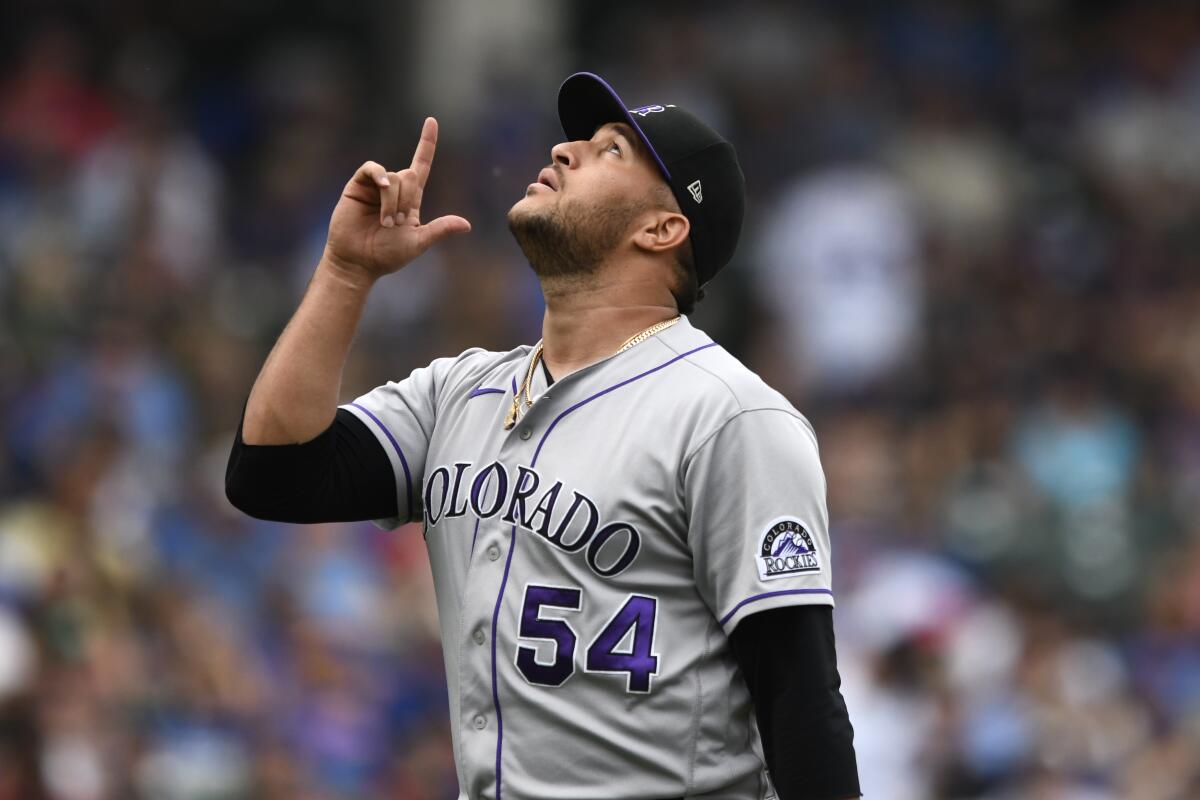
xmin=729 ymin=605 xmax=860 ymax=800
xmin=225 ymin=408 xmax=397 ymax=523
xmin=683 ymin=408 xmax=834 ymax=634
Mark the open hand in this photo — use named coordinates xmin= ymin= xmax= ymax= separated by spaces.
xmin=324 ymin=117 xmax=471 ymax=279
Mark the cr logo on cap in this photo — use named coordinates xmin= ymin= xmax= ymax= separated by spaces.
xmin=629 ymin=104 xmax=676 ymax=117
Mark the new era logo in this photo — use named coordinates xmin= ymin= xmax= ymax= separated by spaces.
xmin=687 ymin=180 xmax=703 ymax=203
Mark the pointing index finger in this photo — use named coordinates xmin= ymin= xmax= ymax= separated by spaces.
xmin=410 ymin=117 xmax=439 ymax=187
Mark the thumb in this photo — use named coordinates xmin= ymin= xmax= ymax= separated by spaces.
xmin=418 ymin=215 xmax=472 ymax=250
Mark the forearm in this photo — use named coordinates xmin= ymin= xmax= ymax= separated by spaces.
xmin=242 ymin=252 xmax=376 ymax=444
xmin=226 ymin=407 xmax=399 ymax=522
xmin=730 ymin=605 xmax=861 ymax=800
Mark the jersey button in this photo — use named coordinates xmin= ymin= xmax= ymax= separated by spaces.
xmin=487 ymin=546 xmax=500 ymax=561
xmin=472 ymin=629 xmax=486 ymax=645
xmin=519 ymin=427 xmax=532 ymax=440
xmin=473 ymin=715 xmax=487 ymax=730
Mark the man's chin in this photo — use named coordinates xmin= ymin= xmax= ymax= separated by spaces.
xmin=506 ymin=195 xmax=549 ymax=227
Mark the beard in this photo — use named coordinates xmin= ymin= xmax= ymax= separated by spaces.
xmin=507 ymin=193 xmax=646 ymax=281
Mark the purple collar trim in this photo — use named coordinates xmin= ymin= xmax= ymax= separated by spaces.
xmin=531 ymin=342 xmax=717 ymax=467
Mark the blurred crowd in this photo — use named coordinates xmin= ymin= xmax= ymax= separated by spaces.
xmin=2 ymin=1 xmax=1200 ymax=798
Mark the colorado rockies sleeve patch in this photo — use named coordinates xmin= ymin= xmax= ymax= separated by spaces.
xmin=757 ymin=518 xmax=821 ymax=581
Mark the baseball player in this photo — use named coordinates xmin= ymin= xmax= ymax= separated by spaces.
xmin=226 ymin=73 xmax=860 ymax=800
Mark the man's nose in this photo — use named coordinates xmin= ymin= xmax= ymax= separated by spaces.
xmin=550 ymin=140 xmax=577 ymax=168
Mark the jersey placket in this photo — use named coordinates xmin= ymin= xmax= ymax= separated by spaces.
xmin=457 ymin=359 xmax=558 ymax=800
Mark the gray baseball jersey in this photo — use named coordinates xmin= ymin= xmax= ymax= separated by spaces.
xmin=341 ymin=316 xmax=834 ymax=800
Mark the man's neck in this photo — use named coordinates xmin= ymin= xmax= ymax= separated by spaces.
xmin=539 ymin=277 xmax=678 ymax=380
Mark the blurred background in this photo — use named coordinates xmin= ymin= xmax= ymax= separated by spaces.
xmin=2 ymin=0 xmax=1200 ymax=797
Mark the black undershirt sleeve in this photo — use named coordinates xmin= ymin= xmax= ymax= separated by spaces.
xmin=729 ymin=605 xmax=861 ymax=800
xmin=224 ymin=408 xmax=399 ymax=523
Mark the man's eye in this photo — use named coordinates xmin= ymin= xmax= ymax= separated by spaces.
xmin=607 ymin=141 xmax=622 ymax=155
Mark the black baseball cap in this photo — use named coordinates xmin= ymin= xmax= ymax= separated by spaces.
xmin=557 ymin=72 xmax=745 ymax=288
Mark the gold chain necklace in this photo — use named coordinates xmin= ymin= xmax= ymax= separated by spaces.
xmin=504 ymin=316 xmax=681 ymax=430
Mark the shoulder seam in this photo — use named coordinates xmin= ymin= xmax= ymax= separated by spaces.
xmin=654 ymin=336 xmax=743 ymax=410
xmin=680 ymin=407 xmax=807 ymax=476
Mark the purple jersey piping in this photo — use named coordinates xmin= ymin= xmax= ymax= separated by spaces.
xmin=488 ymin=339 xmax=716 ymax=797
xmin=489 ymin=525 xmax=517 ymax=799
xmin=468 ymin=386 xmax=506 ymax=399
xmin=718 ymin=588 xmax=834 ymax=627
xmin=531 ymin=342 xmax=718 ymax=467
xmin=349 ymin=402 xmax=413 ymax=515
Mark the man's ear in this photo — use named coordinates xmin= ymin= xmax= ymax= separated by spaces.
xmin=633 ymin=211 xmax=690 ymax=256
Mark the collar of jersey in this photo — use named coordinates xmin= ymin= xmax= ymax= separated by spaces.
xmin=517 ymin=315 xmax=706 ymax=401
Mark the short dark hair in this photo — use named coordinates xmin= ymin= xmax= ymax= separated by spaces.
xmin=670 ymin=238 xmax=702 ymax=315
xmin=653 ymin=185 xmax=703 ymax=315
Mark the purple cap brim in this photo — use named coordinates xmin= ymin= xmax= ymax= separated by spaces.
xmin=558 ymin=72 xmax=672 ymax=181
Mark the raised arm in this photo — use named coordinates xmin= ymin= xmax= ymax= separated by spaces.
xmin=241 ymin=117 xmax=470 ymax=445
